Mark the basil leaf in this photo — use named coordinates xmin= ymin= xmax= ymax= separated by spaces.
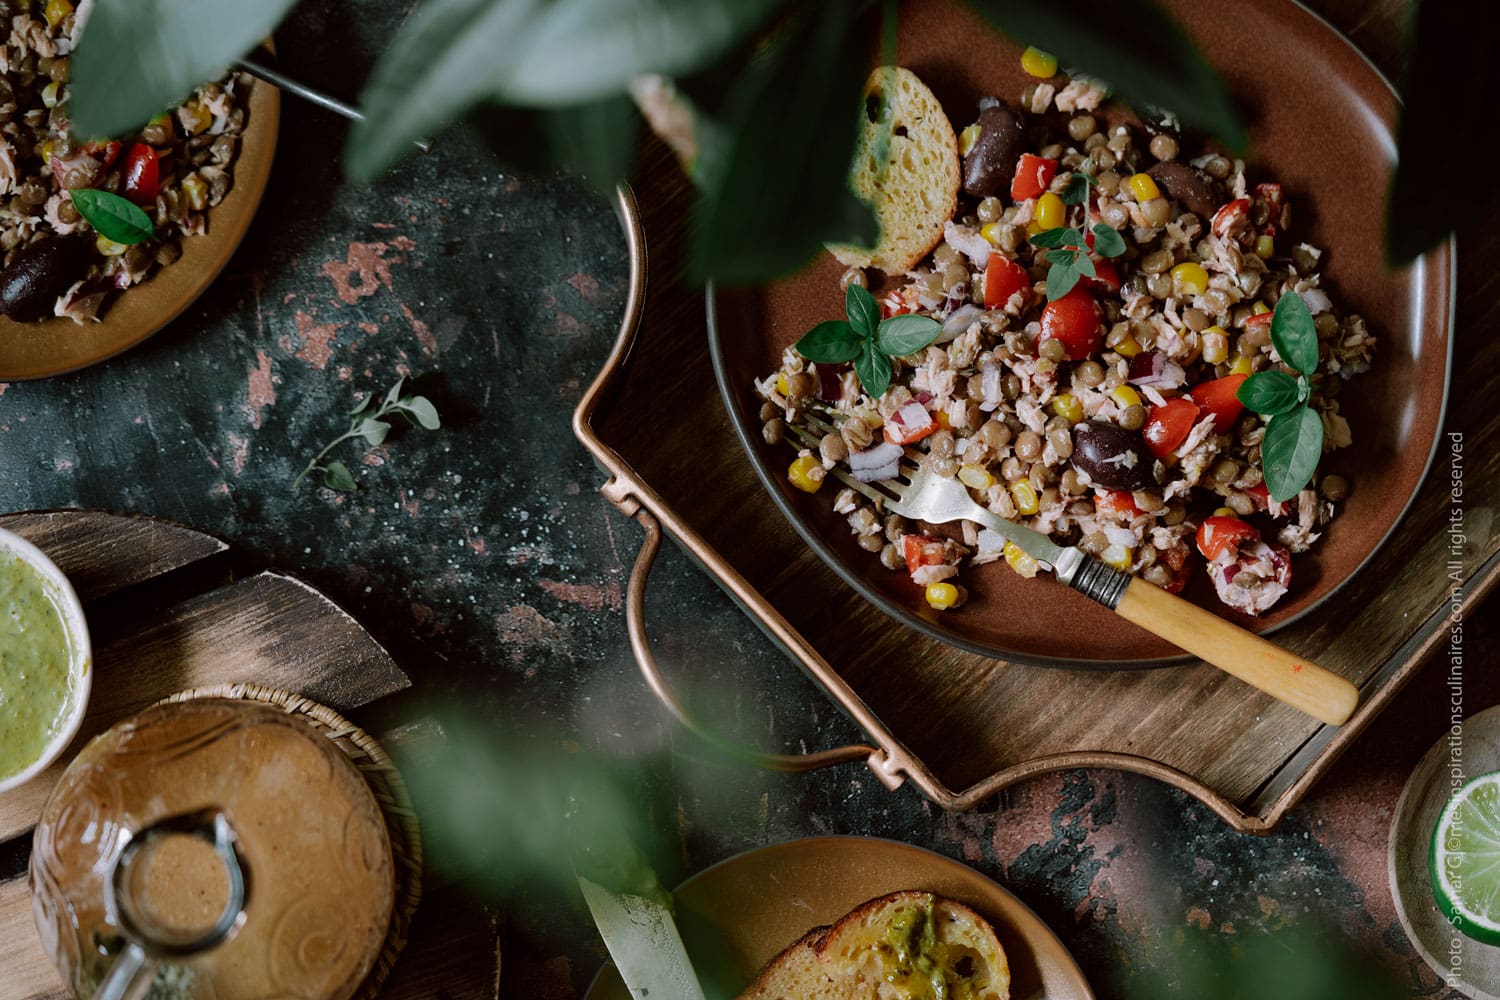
xmin=845 ymin=283 xmax=880 ymax=338
xmin=69 ymin=0 xmax=300 ymax=138
xmin=323 ymin=461 xmax=358 ymax=492
xmin=876 ymin=314 xmax=941 ymax=357
xmin=1044 ymin=248 xmax=1077 ymax=265
xmin=968 ymin=0 xmax=1246 ymax=152
xmin=359 ymin=418 xmax=391 ymax=446
xmin=795 ymin=320 xmax=862 ymax=364
xmin=1074 ymin=254 xmax=1097 ymax=279
xmin=401 ymin=396 xmax=442 ymax=430
xmin=1270 ymin=290 xmax=1318 ymax=374
xmin=1261 ymin=405 xmax=1324 ymax=503
xmin=855 ymin=340 xmax=892 ymax=399
xmin=1031 ymin=226 xmax=1079 ymax=249
xmin=1236 ymin=370 xmax=1300 ymax=416
xmin=1091 ymin=223 xmax=1126 ymax=258
xmin=1046 ymin=258 xmax=1081 ymax=300
xmin=70 ymin=189 xmax=154 ymax=245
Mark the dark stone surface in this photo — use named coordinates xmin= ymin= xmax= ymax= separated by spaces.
xmin=0 ymin=2 xmax=1487 ymax=998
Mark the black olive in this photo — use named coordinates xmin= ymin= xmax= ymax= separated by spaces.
xmin=962 ymin=101 xmax=1025 ymax=199
xmin=0 ymin=235 xmax=92 ymax=322
xmin=1146 ymin=161 xmax=1222 ymax=221
xmin=1072 ymin=421 xmax=1155 ymax=491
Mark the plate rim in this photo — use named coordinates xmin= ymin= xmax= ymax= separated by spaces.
xmin=705 ymin=0 xmax=1456 ymax=669
xmin=583 ymin=833 xmax=1097 ymax=1000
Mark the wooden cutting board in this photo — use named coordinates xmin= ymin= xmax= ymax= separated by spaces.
xmin=0 ymin=511 xmax=497 ymax=999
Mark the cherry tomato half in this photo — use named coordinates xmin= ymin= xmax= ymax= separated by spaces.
xmin=983 ymin=254 xmax=1030 ymax=310
xmin=1039 ymin=287 xmax=1102 ymax=360
xmin=1196 ymin=515 xmax=1260 ymax=562
xmin=1186 ymin=373 xmax=1248 ymax=432
xmin=1010 ymin=153 xmax=1058 ymax=201
xmin=121 ymin=143 xmax=159 ymax=204
xmin=1142 ymin=397 xmax=1200 ymax=458
xmin=1093 ymin=489 xmax=1141 ymax=518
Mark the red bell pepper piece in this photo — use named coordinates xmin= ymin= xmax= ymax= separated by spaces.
xmin=903 ymin=534 xmax=950 ymax=574
xmin=1186 ymin=373 xmax=1248 ymax=432
xmin=1196 ymin=515 xmax=1260 ymax=562
xmin=983 ymin=254 xmax=1030 ymax=309
xmin=881 ymin=287 xmax=918 ymax=318
xmin=1010 ymin=153 xmax=1058 ymax=201
xmin=1252 ymin=182 xmax=1285 ymax=236
xmin=1211 ymin=198 xmax=1251 ymax=239
xmin=1094 ymin=489 xmax=1142 ymax=518
xmin=1242 ymin=311 xmax=1273 ymax=330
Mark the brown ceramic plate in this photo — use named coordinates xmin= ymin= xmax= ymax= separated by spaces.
xmin=709 ymin=0 xmax=1453 ymax=667
xmin=584 ymin=836 xmax=1094 ymax=1000
xmin=0 ymin=78 xmax=279 ymax=380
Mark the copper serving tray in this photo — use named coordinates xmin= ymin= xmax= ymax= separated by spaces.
xmin=575 ymin=156 xmax=1491 ymax=833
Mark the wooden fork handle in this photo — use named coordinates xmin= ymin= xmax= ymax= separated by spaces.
xmin=1113 ymin=577 xmax=1358 ymax=725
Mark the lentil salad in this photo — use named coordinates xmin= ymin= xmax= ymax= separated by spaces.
xmin=757 ymin=62 xmax=1374 ymax=619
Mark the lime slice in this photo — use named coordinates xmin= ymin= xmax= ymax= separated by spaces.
xmin=1432 ymin=770 xmax=1500 ymax=945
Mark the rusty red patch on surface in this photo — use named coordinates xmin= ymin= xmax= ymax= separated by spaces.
xmin=227 ymin=432 xmax=249 ymax=475
xmin=538 ymin=578 xmax=622 ymax=612
xmin=1186 ymin=906 xmax=1211 ymax=930
xmin=244 ymin=350 xmax=276 ymax=429
xmin=498 ymin=604 xmax=559 ymax=653
xmin=321 ymin=240 xmax=412 ymax=304
xmin=293 ymin=311 xmax=347 ymax=370
xmin=566 ymin=272 xmax=602 ymax=304
xmin=400 ymin=302 xmax=438 ymax=356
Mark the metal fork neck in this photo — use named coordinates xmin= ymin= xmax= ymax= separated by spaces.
xmin=1058 ymin=550 xmax=1130 ymax=610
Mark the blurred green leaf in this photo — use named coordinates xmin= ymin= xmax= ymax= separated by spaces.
xmin=691 ymin=0 xmax=876 ymax=285
xmin=967 ymin=0 xmax=1246 ymax=152
xmin=543 ymin=95 xmax=640 ymax=193
xmin=1129 ymin=927 xmax=1403 ymax=1000
xmin=1386 ymin=0 xmax=1497 ymax=264
xmin=350 ymin=0 xmax=786 ymax=182
xmin=69 ymin=0 xmax=299 ymax=138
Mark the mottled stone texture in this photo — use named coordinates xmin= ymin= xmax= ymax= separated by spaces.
xmin=0 ymin=2 xmax=1486 ymax=999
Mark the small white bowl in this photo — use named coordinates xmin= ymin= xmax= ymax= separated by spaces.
xmin=0 ymin=527 xmax=91 ymax=794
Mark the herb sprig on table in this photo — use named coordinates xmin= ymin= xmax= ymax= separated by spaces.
xmin=294 ymin=377 xmax=441 ymax=492
xmin=1235 ymin=291 xmax=1324 ymax=503
xmin=1029 ymin=172 xmax=1125 ymax=300
xmin=793 ymin=284 xmax=940 ymax=399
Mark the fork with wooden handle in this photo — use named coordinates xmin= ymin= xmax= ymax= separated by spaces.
xmin=792 ymin=421 xmax=1358 ymax=725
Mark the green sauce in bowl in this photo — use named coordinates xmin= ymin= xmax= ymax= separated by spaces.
xmin=0 ymin=551 xmax=79 ymax=781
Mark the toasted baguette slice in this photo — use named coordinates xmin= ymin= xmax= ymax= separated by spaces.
xmin=829 ymin=67 xmax=961 ymax=275
xmin=738 ymin=891 xmax=1010 ymax=1000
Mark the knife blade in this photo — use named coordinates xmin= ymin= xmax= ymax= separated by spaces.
xmin=579 ymin=874 xmax=708 ymax=1000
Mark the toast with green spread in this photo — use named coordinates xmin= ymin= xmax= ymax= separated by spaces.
xmin=738 ymin=890 xmax=1010 ymax=1000
xmin=828 ymin=67 xmax=961 ymax=275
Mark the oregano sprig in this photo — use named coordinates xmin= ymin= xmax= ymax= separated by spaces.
xmin=1235 ymin=291 xmax=1325 ymax=502
xmin=792 ymin=284 xmax=940 ymax=399
xmin=294 ymin=376 xmax=442 ymax=492
xmin=1029 ymin=171 xmax=1124 ymax=301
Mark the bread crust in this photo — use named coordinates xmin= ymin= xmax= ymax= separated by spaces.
xmin=829 ymin=66 xmax=962 ymax=275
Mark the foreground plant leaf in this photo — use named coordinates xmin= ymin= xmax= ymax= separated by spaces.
xmin=69 ymin=0 xmax=299 ymax=138
xmin=967 ymin=0 xmax=1246 ymax=152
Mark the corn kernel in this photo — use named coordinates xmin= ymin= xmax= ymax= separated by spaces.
xmin=1101 ymin=544 xmax=1133 ymax=570
xmin=958 ymin=464 xmax=994 ymax=490
xmin=981 ymin=221 xmax=1004 ymax=247
xmin=925 ymin=581 xmax=961 ymax=610
xmin=934 ymin=409 xmax=952 ymax=431
xmin=960 ymin=123 xmax=981 ymax=157
xmin=1213 ymin=506 xmax=1238 ymax=518
xmin=1202 ymin=328 xmax=1229 ymax=365
xmin=775 ymin=374 xmax=789 ymax=396
xmin=1051 ymin=392 xmax=1083 ymax=424
xmin=43 ymin=0 xmax=71 ymax=29
xmin=1026 ymin=220 xmax=1044 ymax=237
xmin=1004 ymin=541 xmax=1040 ymax=578
xmin=1255 ymin=234 xmax=1274 ymax=259
xmin=180 ymin=173 xmax=208 ymax=211
xmin=788 ymin=454 xmax=824 ymax=494
xmin=1252 ymin=301 xmax=1270 ymax=315
xmin=1011 ymin=480 xmax=1039 ymax=516
xmin=1112 ymin=333 xmax=1141 ymax=358
xmin=177 ymin=102 xmax=212 ymax=136
xmin=1035 ymin=192 xmax=1065 ymax=230
xmin=1111 ymin=385 xmax=1142 ymax=409
xmin=95 ymin=235 xmax=127 ymax=256
xmin=1020 ymin=46 xmax=1058 ymax=78
xmin=1171 ymin=262 xmax=1209 ymax=297
xmin=1230 ymin=355 xmax=1253 ymax=376
xmin=40 ymin=81 xmax=59 ymax=108
xmin=39 ymin=139 xmax=53 ymax=164
xmin=1127 ymin=173 xmax=1161 ymax=202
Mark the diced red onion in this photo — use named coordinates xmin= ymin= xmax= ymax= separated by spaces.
xmin=1128 ymin=351 xmax=1186 ymax=389
xmin=914 ymin=391 xmax=933 ymax=405
xmin=893 ymin=401 xmax=932 ymax=432
xmin=849 ymin=441 xmax=902 ymax=482
xmin=1298 ymin=288 xmax=1332 ymax=314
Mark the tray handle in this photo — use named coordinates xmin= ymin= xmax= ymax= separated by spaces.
xmin=625 ymin=506 xmax=882 ymax=774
